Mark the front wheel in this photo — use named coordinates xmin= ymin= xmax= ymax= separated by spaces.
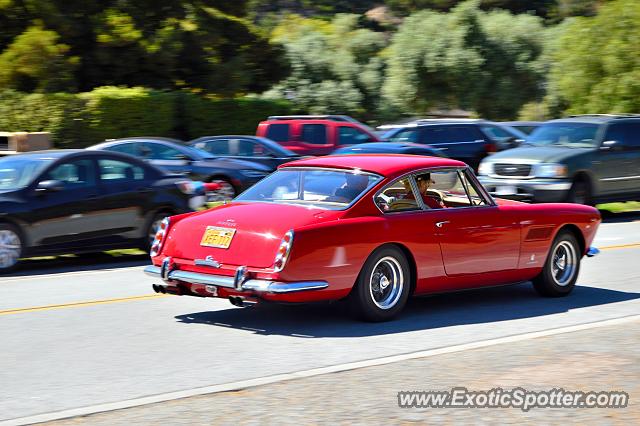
xmin=566 ymin=180 xmax=592 ymax=205
xmin=532 ymin=231 xmax=581 ymax=297
xmin=0 ymin=223 xmax=23 ymax=273
xmin=349 ymin=246 xmax=411 ymax=322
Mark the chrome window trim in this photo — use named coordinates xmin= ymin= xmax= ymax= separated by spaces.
xmin=372 ymin=166 xmax=496 ymax=215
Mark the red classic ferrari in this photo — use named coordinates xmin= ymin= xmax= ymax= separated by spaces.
xmin=145 ymin=155 xmax=601 ymax=321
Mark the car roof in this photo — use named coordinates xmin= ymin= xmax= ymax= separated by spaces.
xmin=1 ymin=149 xmax=83 ymax=160
xmin=548 ymin=115 xmax=640 ymax=125
xmin=280 ymin=154 xmax=465 ymax=176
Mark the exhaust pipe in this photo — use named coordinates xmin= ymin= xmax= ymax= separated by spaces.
xmin=152 ymin=284 xmax=178 ymax=295
xmin=229 ymin=296 xmax=258 ymax=307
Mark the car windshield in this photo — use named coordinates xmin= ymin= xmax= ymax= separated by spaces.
xmin=235 ymin=168 xmax=382 ymax=210
xmin=0 ymin=156 xmax=54 ymax=191
xmin=182 ymin=144 xmax=216 ymax=160
xmin=526 ymin=123 xmax=599 ymax=148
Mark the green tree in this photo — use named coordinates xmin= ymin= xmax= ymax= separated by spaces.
xmin=383 ymin=0 xmax=545 ymax=119
xmin=0 ymin=25 xmax=78 ymax=92
xmin=549 ymin=0 xmax=640 ymax=113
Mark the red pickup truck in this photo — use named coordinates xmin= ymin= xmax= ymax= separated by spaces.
xmin=256 ymin=115 xmax=381 ymax=156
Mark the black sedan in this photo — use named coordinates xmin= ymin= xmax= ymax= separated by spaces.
xmin=188 ymin=135 xmax=302 ymax=171
xmin=88 ymin=137 xmax=272 ymax=201
xmin=332 ymin=142 xmax=445 ymax=157
xmin=0 ymin=150 xmax=198 ymax=272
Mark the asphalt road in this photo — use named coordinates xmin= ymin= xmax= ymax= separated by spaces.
xmin=1 ymin=212 xmax=639 ymax=424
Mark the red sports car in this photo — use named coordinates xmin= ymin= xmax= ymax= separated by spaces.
xmin=145 ymin=155 xmax=601 ymax=321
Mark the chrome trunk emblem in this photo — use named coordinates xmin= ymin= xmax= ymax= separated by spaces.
xmin=195 ymin=255 xmax=221 ymax=268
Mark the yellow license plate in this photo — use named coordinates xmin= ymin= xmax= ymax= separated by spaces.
xmin=200 ymin=226 xmax=236 ymax=249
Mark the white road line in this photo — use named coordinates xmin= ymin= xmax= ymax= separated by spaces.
xmin=3 ymin=314 xmax=639 ymax=426
xmin=0 ymin=266 xmax=145 ymax=283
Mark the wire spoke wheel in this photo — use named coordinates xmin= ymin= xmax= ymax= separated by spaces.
xmin=550 ymin=241 xmax=577 ymax=286
xmin=369 ymin=256 xmax=404 ymax=310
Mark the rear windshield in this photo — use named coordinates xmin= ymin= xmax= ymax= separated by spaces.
xmin=236 ymin=168 xmax=382 ymax=210
xmin=527 ymin=123 xmax=599 ymax=148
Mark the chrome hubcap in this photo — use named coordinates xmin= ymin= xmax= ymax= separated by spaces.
xmin=551 ymin=240 xmax=577 ymax=286
xmin=369 ymin=256 xmax=404 ymax=310
xmin=209 ymin=180 xmax=236 ymax=202
xmin=0 ymin=230 xmax=21 ymax=269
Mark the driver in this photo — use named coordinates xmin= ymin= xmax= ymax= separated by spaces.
xmin=415 ymin=173 xmax=445 ymax=209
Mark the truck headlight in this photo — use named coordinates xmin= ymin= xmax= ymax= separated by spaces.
xmin=478 ymin=161 xmax=493 ymax=176
xmin=534 ymin=163 xmax=568 ymax=178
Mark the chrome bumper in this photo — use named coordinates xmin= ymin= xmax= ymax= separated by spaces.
xmin=586 ymin=247 xmax=600 ymax=257
xmin=144 ymin=265 xmax=328 ymax=294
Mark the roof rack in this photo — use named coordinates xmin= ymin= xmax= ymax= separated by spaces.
xmin=267 ymin=115 xmax=359 ymax=123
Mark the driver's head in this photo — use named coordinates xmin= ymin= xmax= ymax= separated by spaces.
xmin=416 ymin=173 xmax=433 ymax=192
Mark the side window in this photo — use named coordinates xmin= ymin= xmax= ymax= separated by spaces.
xmin=98 ymin=159 xmax=145 ymax=182
xmin=338 ymin=126 xmax=373 ymax=145
xmin=459 ymin=170 xmax=488 ymax=206
xmin=235 ymin=139 xmax=259 ymax=156
xmin=389 ymin=128 xmax=420 ymax=143
xmin=604 ymin=123 xmax=640 ymax=148
xmin=194 ymin=139 xmax=230 ymax=155
xmin=450 ymin=126 xmax=483 ymax=142
xmin=375 ymin=177 xmax=420 ymax=213
xmin=144 ymin=143 xmax=188 ymax=161
xmin=425 ymin=169 xmax=484 ymax=208
xmin=266 ymin=124 xmax=290 ymax=142
xmin=107 ymin=143 xmax=138 ymax=156
xmin=423 ymin=127 xmax=454 ymax=144
xmin=301 ymin=124 xmax=328 ymax=145
xmin=44 ymin=159 xmax=96 ymax=188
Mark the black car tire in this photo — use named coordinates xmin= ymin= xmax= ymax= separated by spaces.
xmin=0 ymin=222 xmax=24 ymax=273
xmin=566 ymin=180 xmax=592 ymax=205
xmin=349 ymin=246 xmax=411 ymax=322
xmin=532 ymin=231 xmax=581 ymax=297
xmin=208 ymin=178 xmax=237 ymax=202
xmin=142 ymin=212 xmax=170 ymax=252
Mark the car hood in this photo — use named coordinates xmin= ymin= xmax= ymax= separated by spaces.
xmin=162 ymin=202 xmax=342 ymax=268
xmin=486 ymin=146 xmax=593 ymax=164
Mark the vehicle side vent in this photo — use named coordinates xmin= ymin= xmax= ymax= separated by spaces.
xmin=494 ymin=163 xmax=532 ymax=177
xmin=525 ymin=226 xmax=554 ymax=241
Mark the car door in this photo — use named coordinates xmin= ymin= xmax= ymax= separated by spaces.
xmin=141 ymin=142 xmax=193 ymax=176
xmin=95 ymin=156 xmax=152 ymax=241
xmin=27 ymin=157 xmax=106 ymax=249
xmin=297 ymin=123 xmax=333 ymax=155
xmin=425 ymin=168 xmax=520 ymax=278
xmin=595 ymin=122 xmax=637 ymax=195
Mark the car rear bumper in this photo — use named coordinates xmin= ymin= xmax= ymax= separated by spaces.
xmin=478 ymin=176 xmax=572 ymax=202
xmin=144 ymin=265 xmax=328 ymax=294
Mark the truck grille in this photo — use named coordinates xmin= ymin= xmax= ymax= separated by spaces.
xmin=494 ymin=163 xmax=532 ymax=177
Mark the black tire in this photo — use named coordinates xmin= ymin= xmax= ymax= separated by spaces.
xmin=142 ymin=212 xmax=170 ymax=252
xmin=532 ymin=231 xmax=581 ymax=297
xmin=0 ymin=222 xmax=24 ymax=274
xmin=566 ymin=180 xmax=592 ymax=205
xmin=208 ymin=178 xmax=237 ymax=202
xmin=349 ymin=246 xmax=411 ymax=322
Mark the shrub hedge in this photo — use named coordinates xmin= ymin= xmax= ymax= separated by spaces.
xmin=0 ymin=87 xmax=292 ymax=148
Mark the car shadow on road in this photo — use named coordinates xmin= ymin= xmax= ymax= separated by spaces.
xmin=3 ymin=252 xmax=150 ymax=278
xmin=174 ymin=282 xmax=640 ymax=338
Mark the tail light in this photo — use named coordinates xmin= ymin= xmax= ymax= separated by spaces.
xmin=176 ymin=181 xmax=195 ymax=195
xmin=273 ymin=230 xmax=294 ymax=272
xmin=484 ymin=142 xmax=497 ymax=154
xmin=150 ymin=217 xmax=171 ymax=257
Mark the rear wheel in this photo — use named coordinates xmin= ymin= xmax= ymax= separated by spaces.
xmin=349 ymin=246 xmax=411 ymax=322
xmin=0 ymin=223 xmax=23 ymax=273
xmin=208 ymin=178 xmax=236 ymax=202
xmin=532 ymin=231 xmax=581 ymax=297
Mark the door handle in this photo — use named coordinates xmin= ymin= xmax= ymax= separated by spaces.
xmin=435 ymin=221 xmax=450 ymax=228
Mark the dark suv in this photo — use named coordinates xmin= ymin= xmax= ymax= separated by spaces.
xmin=477 ymin=115 xmax=640 ymax=204
xmin=381 ymin=119 xmax=525 ymax=170
xmin=256 ymin=115 xmax=381 ymax=156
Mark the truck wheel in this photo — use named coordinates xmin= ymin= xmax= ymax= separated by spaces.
xmin=532 ymin=231 xmax=581 ymax=297
xmin=349 ymin=246 xmax=411 ymax=322
xmin=566 ymin=180 xmax=592 ymax=205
